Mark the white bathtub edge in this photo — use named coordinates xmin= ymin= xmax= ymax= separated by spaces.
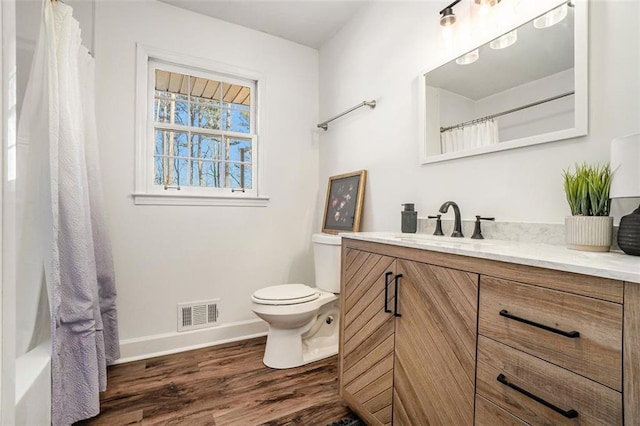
xmin=15 ymin=340 xmax=51 ymax=426
xmin=15 ymin=340 xmax=51 ymax=404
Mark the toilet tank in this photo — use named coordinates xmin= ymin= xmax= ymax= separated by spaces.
xmin=312 ymin=233 xmax=342 ymax=293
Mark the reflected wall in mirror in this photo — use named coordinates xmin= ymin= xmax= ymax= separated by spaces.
xmin=419 ymin=1 xmax=588 ymax=164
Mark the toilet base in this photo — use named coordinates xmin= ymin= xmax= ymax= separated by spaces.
xmin=301 ymin=334 xmax=339 ymax=365
xmin=263 ymin=331 xmax=339 ymax=369
xmin=262 ymin=303 xmax=339 ymax=369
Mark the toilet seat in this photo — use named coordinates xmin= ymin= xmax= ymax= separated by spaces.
xmin=251 ymin=284 xmax=320 ymax=305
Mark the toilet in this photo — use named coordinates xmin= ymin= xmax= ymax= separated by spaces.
xmin=251 ymin=233 xmax=341 ymax=369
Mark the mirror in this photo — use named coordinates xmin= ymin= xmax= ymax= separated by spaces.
xmin=419 ymin=1 xmax=587 ymax=164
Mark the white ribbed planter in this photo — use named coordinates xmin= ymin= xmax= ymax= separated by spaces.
xmin=565 ymin=216 xmax=613 ymax=252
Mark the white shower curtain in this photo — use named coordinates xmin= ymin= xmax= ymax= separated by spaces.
xmin=16 ymin=1 xmax=120 ymax=424
xmin=441 ymin=118 xmax=500 ymax=154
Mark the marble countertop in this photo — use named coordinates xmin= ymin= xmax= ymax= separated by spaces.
xmin=342 ymin=232 xmax=640 ymax=284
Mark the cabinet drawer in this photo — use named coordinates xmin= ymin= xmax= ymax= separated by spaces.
xmin=475 ymin=395 xmax=528 ymax=425
xmin=479 ymin=276 xmax=622 ymax=390
xmin=477 ymin=336 xmax=622 ymax=425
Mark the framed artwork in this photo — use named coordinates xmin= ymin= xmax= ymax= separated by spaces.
xmin=322 ymin=170 xmax=367 ymax=234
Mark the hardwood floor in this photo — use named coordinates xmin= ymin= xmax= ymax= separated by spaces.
xmin=77 ymin=337 xmax=354 ymax=425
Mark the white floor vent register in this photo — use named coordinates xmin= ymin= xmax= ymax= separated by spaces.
xmin=177 ymin=299 xmax=220 ymax=332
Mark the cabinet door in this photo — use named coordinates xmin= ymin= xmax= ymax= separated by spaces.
xmin=393 ymin=259 xmax=478 ymax=425
xmin=340 ymin=248 xmax=396 ymax=426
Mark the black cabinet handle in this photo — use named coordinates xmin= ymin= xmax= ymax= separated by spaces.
xmin=497 ymin=374 xmax=578 ymax=419
xmin=393 ymin=274 xmax=403 ymax=317
xmin=384 ymin=272 xmax=393 ymax=313
xmin=499 ymin=309 xmax=580 ymax=338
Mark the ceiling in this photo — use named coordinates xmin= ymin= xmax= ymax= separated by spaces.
xmin=157 ymin=0 xmax=368 ymax=49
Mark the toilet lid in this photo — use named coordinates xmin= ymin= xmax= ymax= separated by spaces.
xmin=252 ymin=284 xmax=320 ymax=305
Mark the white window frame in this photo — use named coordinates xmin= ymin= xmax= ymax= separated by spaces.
xmin=134 ymin=44 xmax=268 ymax=206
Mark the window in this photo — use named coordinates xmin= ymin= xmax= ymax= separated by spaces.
xmin=134 ymin=45 xmax=267 ymax=206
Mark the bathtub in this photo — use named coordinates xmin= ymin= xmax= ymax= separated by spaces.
xmin=15 ymin=340 xmax=51 ymax=425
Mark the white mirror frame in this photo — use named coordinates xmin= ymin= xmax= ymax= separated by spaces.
xmin=419 ymin=0 xmax=588 ymax=164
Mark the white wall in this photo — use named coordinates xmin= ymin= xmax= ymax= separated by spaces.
xmin=477 ymin=69 xmax=574 ymax=142
xmin=318 ymin=0 xmax=640 ymax=229
xmin=439 ymin=88 xmax=475 ymax=129
xmin=95 ymin=1 xmax=319 ymax=357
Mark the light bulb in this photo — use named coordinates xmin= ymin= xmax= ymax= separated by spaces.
xmin=441 ymin=24 xmax=454 ymax=43
xmin=534 ymin=3 xmax=568 ymax=29
xmin=456 ymin=49 xmax=479 ymax=65
xmin=490 ymin=30 xmax=517 ymax=49
xmin=475 ymin=0 xmax=500 ymax=13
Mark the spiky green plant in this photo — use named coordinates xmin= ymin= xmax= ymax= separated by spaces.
xmin=563 ymin=163 xmax=612 ymax=216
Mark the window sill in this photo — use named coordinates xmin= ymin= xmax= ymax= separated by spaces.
xmin=132 ymin=192 xmax=270 ymax=207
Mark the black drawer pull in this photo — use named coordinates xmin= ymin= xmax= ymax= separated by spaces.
xmin=499 ymin=309 xmax=580 ymax=338
xmin=497 ymin=373 xmax=578 ymax=419
xmin=384 ymin=272 xmax=393 ymax=313
xmin=393 ymin=274 xmax=402 ymax=317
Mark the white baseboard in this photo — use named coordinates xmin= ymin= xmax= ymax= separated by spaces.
xmin=114 ymin=318 xmax=268 ymax=364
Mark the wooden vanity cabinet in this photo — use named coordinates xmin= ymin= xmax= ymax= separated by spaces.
xmin=340 ymin=240 xmax=478 ymax=425
xmin=339 ymin=237 xmax=639 ymax=426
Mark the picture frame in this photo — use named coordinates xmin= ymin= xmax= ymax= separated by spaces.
xmin=322 ymin=170 xmax=367 ymax=234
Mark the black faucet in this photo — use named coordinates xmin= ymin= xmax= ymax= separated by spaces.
xmin=427 ymin=215 xmax=444 ymax=236
xmin=471 ymin=216 xmax=495 ymax=239
xmin=439 ymin=201 xmax=463 ymax=237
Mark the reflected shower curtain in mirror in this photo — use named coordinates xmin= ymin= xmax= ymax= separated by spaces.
xmin=16 ymin=0 xmax=120 ymax=424
xmin=441 ymin=118 xmax=500 ymax=154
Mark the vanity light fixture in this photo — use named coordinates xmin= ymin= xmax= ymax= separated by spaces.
xmin=490 ymin=29 xmax=518 ymax=49
xmin=439 ymin=0 xmax=462 ymax=27
xmin=475 ymin=0 xmax=501 ymax=16
xmin=534 ymin=3 xmax=569 ymax=29
xmin=456 ymin=49 xmax=479 ymax=65
xmin=440 ymin=0 xmax=503 ymax=29
xmin=474 ymin=0 xmax=500 ymax=6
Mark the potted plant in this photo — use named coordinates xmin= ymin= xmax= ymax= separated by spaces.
xmin=563 ymin=163 xmax=613 ymax=252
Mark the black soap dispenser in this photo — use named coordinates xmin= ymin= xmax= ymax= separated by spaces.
xmin=401 ymin=203 xmax=417 ymax=233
